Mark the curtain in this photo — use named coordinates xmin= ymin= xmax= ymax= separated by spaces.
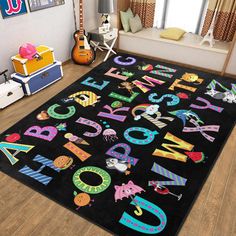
xmin=130 ymin=0 xmax=156 ymax=28
xmin=201 ymin=0 xmax=236 ymax=41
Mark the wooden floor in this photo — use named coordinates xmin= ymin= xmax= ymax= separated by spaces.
xmin=0 ymin=52 xmax=235 ymax=236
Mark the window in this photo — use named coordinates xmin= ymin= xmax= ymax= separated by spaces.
xmin=154 ymin=0 xmax=208 ymax=34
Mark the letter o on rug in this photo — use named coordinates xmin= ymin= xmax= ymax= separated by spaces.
xmin=73 ymin=166 xmax=111 ymax=194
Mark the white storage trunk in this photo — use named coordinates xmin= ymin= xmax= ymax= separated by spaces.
xmin=0 ymin=80 xmax=24 ymax=109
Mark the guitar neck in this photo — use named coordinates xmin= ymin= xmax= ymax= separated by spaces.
xmin=79 ymin=0 xmax=84 ymax=35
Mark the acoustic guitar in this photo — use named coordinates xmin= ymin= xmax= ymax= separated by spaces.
xmin=71 ymin=0 xmax=95 ymax=65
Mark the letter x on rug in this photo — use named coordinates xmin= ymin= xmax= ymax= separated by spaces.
xmin=0 ymin=53 xmax=236 ymax=236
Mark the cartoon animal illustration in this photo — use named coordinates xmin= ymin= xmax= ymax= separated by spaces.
xmin=36 ymin=110 xmax=50 ymax=120
xmin=103 ymin=129 xmax=118 ymax=142
xmin=169 ymin=109 xmax=204 ymax=126
xmin=114 ymin=181 xmax=145 ymax=202
xmin=133 ymin=104 xmax=160 ymax=121
xmin=73 ymin=192 xmax=94 ymax=210
xmin=121 ymin=68 xmax=135 ymax=78
xmin=53 ymin=156 xmax=74 ymax=170
xmin=69 ymin=91 xmax=101 ymax=107
xmin=205 ymin=89 xmax=236 ymax=103
xmin=61 ymin=97 xmax=75 ymax=103
xmin=181 ymin=73 xmax=203 ymax=84
xmin=145 ymin=104 xmax=160 ymax=115
xmin=79 ymin=94 xmax=101 ymax=107
xmin=106 ymin=158 xmax=131 ymax=175
xmin=118 ymin=82 xmax=136 ymax=94
xmin=114 ymin=181 xmax=145 ymax=216
xmin=223 ymin=91 xmax=236 ymax=103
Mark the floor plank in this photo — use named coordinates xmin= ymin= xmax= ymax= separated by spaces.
xmin=0 ymin=52 xmax=235 ymax=236
xmin=212 ymin=132 xmax=236 ymax=236
xmin=196 ymin=127 xmax=236 ymax=236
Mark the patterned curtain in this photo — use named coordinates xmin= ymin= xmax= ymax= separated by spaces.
xmin=201 ymin=0 xmax=236 ymax=41
xmin=130 ymin=0 xmax=156 ymax=28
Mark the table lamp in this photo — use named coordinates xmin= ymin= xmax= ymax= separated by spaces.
xmin=98 ymin=0 xmax=114 ymax=32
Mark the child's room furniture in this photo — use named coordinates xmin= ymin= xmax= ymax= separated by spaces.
xmin=0 ymin=70 xmax=24 ymax=109
xmin=11 ymin=45 xmax=55 ymax=76
xmin=11 ymin=61 xmax=63 ymax=96
xmin=89 ymin=28 xmax=118 ymax=61
xmin=11 ymin=45 xmax=63 ymax=95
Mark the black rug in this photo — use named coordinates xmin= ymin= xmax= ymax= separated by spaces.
xmin=0 ymin=53 xmax=236 ymax=236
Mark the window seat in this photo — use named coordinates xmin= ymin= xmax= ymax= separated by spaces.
xmin=118 ymin=28 xmax=231 ymax=72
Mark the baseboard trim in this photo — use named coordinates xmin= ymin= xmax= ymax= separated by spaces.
xmin=62 ymin=59 xmax=72 ymax=66
xmin=117 ymin=49 xmax=236 ymax=79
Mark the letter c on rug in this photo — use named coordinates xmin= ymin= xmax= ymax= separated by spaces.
xmin=47 ymin=104 xmax=76 ymax=120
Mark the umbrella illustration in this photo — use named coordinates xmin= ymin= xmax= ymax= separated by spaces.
xmin=114 ymin=180 xmax=145 ymax=216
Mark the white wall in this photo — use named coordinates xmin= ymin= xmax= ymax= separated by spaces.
xmin=0 ymin=0 xmax=98 ymax=83
xmin=75 ymin=0 xmax=98 ymax=32
xmin=226 ymin=43 xmax=236 ymax=75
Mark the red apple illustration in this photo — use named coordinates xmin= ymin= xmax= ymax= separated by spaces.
xmin=5 ymin=133 xmax=21 ymax=143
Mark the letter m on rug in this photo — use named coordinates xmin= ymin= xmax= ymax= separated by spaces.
xmin=132 ymin=76 xmax=165 ymax=93
xmin=152 ymin=132 xmax=194 ymax=162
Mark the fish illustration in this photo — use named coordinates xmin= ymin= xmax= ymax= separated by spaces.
xmin=169 ymin=109 xmax=204 ymax=126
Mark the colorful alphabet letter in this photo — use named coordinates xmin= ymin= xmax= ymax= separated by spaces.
xmin=47 ymin=104 xmax=76 ymax=120
xmin=76 ymin=117 xmax=102 ymax=137
xmin=152 ymin=132 xmax=194 ymax=162
xmin=105 ymin=68 xmax=128 ymax=81
xmin=24 ymin=126 xmax=58 ymax=141
xmin=124 ymin=127 xmax=158 ymax=145
xmin=133 ymin=76 xmax=165 ymax=93
xmin=150 ymin=64 xmax=177 ymax=78
xmin=64 ymin=142 xmax=91 ymax=162
xmin=106 ymin=143 xmax=139 ymax=166
xmin=97 ymin=105 xmax=130 ymax=122
xmin=149 ymin=162 xmax=187 ymax=186
xmin=119 ymin=196 xmax=167 ymax=234
xmin=81 ymin=77 xmax=110 ymax=91
xmin=19 ymin=154 xmax=61 ymax=185
xmin=0 ymin=142 xmax=34 ymax=165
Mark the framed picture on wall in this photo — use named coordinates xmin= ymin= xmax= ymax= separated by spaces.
xmin=28 ymin=0 xmax=65 ymax=12
xmin=0 ymin=0 xmax=28 ymax=19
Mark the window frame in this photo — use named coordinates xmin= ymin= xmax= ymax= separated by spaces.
xmin=157 ymin=0 xmax=208 ymax=34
